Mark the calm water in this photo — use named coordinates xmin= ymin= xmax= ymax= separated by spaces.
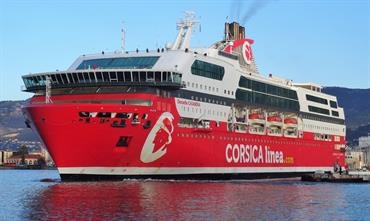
xmin=0 ymin=170 xmax=369 ymax=221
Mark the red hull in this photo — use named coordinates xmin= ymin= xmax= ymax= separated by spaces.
xmin=23 ymin=94 xmax=346 ymax=181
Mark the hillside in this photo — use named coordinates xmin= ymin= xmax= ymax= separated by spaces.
xmin=1 ymin=87 xmax=370 ymax=147
xmin=0 ymin=100 xmax=38 ymax=142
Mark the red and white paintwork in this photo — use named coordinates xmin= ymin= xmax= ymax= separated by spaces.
xmin=23 ymin=93 xmax=345 ymax=180
xmin=22 ymin=15 xmax=346 ymax=181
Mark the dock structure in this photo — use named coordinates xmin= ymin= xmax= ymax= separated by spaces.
xmin=301 ymin=171 xmax=370 ymax=183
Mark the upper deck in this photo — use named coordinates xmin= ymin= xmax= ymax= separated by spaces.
xmin=22 ymin=56 xmax=184 ymax=93
xmin=21 ymin=17 xmax=345 ymax=124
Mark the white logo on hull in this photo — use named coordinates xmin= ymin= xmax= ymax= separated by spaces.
xmin=140 ymin=112 xmax=174 ymax=163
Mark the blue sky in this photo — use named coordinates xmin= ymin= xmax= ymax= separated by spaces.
xmin=0 ymin=0 xmax=369 ymax=101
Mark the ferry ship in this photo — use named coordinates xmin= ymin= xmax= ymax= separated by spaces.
xmin=22 ymin=13 xmax=346 ymax=181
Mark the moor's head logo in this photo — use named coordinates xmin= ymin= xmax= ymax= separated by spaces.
xmin=140 ymin=112 xmax=174 ymax=163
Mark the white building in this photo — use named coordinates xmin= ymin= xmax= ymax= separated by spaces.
xmin=30 ymin=147 xmax=54 ymax=166
xmin=359 ymin=134 xmax=370 ymax=148
xmin=356 ymin=134 xmax=370 ymax=170
xmin=345 ymin=151 xmax=365 ymax=170
xmin=0 ymin=151 xmax=14 ymax=166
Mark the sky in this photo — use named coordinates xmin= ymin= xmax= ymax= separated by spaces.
xmin=0 ymin=0 xmax=369 ymax=101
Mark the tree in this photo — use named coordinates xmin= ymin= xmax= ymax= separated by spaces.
xmin=15 ymin=145 xmax=29 ymax=156
xmin=17 ymin=145 xmax=29 ymax=165
xmin=37 ymin=157 xmax=46 ymax=168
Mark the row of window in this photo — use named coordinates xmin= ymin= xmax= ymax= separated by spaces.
xmin=79 ymin=111 xmax=146 ymax=120
xmin=306 ymin=94 xmax=338 ymax=109
xmin=175 ymin=132 xmax=323 ymax=147
xmin=186 ymin=81 xmax=220 ymax=93
xmin=301 ymin=112 xmax=344 ymax=125
xmin=77 ymin=56 xmax=159 ymax=70
xmin=239 ymin=76 xmax=298 ymax=100
xmin=236 ymin=89 xmax=300 ymax=112
xmin=304 ymin=123 xmax=342 ymax=133
xmin=308 ymin=106 xmax=340 ymax=118
xmin=179 ymin=105 xmax=227 ymax=117
xmin=185 ymin=81 xmax=237 ymax=98
xmin=182 ymin=82 xmax=342 ymax=125
xmin=189 ymin=94 xmax=227 ymax=105
xmin=191 ymin=60 xmax=225 ymax=81
xmin=314 ymin=133 xmax=333 ymax=141
xmin=306 ymin=94 xmax=327 ymax=105
xmin=308 ymin=105 xmax=330 ymax=115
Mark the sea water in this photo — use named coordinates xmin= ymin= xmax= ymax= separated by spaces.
xmin=0 ymin=169 xmax=369 ymax=221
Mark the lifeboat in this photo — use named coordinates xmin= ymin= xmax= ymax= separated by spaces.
xmin=284 ymin=117 xmax=298 ymax=126
xmin=249 ymin=113 xmax=265 ymax=125
xmin=284 ymin=117 xmax=298 ymax=131
xmin=267 ymin=115 xmax=283 ymax=126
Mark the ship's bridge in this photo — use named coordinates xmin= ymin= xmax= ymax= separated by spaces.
xmin=22 ymin=67 xmax=184 ymax=93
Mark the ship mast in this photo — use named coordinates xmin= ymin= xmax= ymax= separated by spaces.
xmin=121 ymin=22 xmax=126 ymax=53
xmin=45 ymin=76 xmax=52 ymax=104
xmin=171 ymin=11 xmax=198 ymax=50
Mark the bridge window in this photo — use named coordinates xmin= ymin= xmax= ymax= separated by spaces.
xmin=77 ymin=56 xmax=160 ymax=70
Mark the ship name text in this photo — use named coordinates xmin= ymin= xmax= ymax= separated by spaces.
xmin=176 ymin=99 xmax=201 ymax=107
xmin=225 ymin=144 xmax=284 ymax=164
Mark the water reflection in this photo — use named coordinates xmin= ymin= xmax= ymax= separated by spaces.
xmin=24 ymin=179 xmax=350 ymax=220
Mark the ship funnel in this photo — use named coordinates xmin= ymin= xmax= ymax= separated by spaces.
xmin=222 ymin=21 xmax=257 ymax=73
xmin=224 ymin=22 xmax=245 ymax=41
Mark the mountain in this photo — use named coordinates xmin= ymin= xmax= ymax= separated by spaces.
xmin=0 ymin=100 xmax=39 ymax=142
xmin=1 ymin=87 xmax=370 ymax=147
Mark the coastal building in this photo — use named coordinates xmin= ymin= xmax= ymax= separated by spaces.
xmin=5 ymin=154 xmax=43 ymax=167
xmin=31 ymin=148 xmax=54 ymax=165
xmin=345 ymin=151 xmax=365 ymax=170
xmin=358 ymin=134 xmax=370 ymax=169
xmin=359 ymin=134 xmax=370 ymax=149
xmin=0 ymin=151 xmax=14 ymax=166
xmin=347 ymin=134 xmax=370 ymax=170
